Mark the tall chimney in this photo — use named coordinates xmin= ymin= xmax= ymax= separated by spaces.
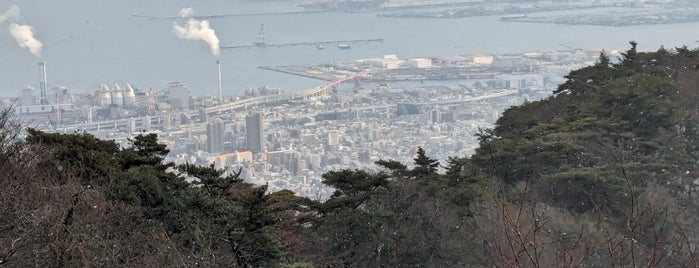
xmin=39 ymin=61 xmax=48 ymax=105
xmin=217 ymin=60 xmax=223 ymax=102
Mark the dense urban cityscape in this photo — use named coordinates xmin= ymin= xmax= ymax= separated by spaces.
xmin=4 ymin=48 xmax=605 ymax=198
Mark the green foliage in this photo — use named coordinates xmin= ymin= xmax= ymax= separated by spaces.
xmin=473 ymin=43 xmax=699 ymax=267
xmin=300 ymin=168 xmax=483 ymax=267
xmin=444 ymin=156 xmax=467 ymax=184
xmin=121 ymin=133 xmax=172 ymax=170
xmin=374 ymin=158 xmax=408 ymax=177
xmin=25 ymin=128 xmax=121 ymax=182
xmin=289 ymin=145 xmax=487 ymax=266
xmin=18 ymin=130 xmax=291 ymax=267
xmin=411 ymin=146 xmax=440 ymax=178
xmin=179 ymin=162 xmax=241 ymax=197
xmin=320 ymin=169 xmax=389 ymax=212
xmin=538 ymin=166 xmax=628 ymax=213
xmin=553 ymin=51 xmax=615 ymax=95
xmin=115 ymin=166 xmax=175 ymax=207
xmin=471 ymin=43 xmax=699 ymax=265
xmin=620 ymin=40 xmax=640 ymax=70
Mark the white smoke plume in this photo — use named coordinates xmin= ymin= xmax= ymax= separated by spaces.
xmin=9 ymin=23 xmax=42 ymax=57
xmin=178 ymin=7 xmax=193 ymax=18
xmin=0 ymin=5 xmax=20 ymax=23
xmin=173 ymin=8 xmax=220 ymax=57
xmin=2 ymin=5 xmax=43 ymax=58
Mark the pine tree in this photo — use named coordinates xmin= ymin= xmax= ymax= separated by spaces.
xmin=412 ymin=146 xmax=439 ymax=178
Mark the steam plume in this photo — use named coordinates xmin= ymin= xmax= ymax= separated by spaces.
xmin=179 ymin=7 xmax=193 ymax=18
xmin=9 ymin=23 xmax=42 ymax=57
xmin=173 ymin=8 xmax=220 ymax=57
xmin=0 ymin=5 xmax=20 ymax=23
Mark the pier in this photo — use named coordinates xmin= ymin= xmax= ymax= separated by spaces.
xmin=220 ymin=38 xmax=383 ymax=49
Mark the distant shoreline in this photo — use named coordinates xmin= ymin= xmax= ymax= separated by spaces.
xmin=130 ymin=10 xmax=329 ymax=20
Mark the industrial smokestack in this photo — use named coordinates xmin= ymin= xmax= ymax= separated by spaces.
xmin=38 ymin=61 xmax=47 ymax=105
xmin=217 ymin=60 xmax=222 ymax=102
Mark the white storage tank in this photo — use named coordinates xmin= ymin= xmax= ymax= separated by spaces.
xmin=111 ymin=84 xmax=123 ymax=106
xmin=97 ymin=84 xmax=111 ymax=107
xmin=123 ymin=83 xmax=136 ymax=106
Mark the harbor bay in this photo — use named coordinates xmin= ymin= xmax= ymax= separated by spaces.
xmin=1 ymin=0 xmax=698 ymax=98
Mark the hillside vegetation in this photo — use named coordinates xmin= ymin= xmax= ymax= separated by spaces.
xmin=3 ymin=42 xmax=699 ymax=267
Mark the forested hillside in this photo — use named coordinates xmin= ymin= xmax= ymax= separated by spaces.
xmin=470 ymin=42 xmax=699 ymax=267
xmin=2 ymin=42 xmax=699 ymax=267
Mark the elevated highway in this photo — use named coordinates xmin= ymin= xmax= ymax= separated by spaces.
xmin=55 ymin=72 xmax=368 ymax=132
xmin=202 ymin=71 xmax=367 ymax=114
